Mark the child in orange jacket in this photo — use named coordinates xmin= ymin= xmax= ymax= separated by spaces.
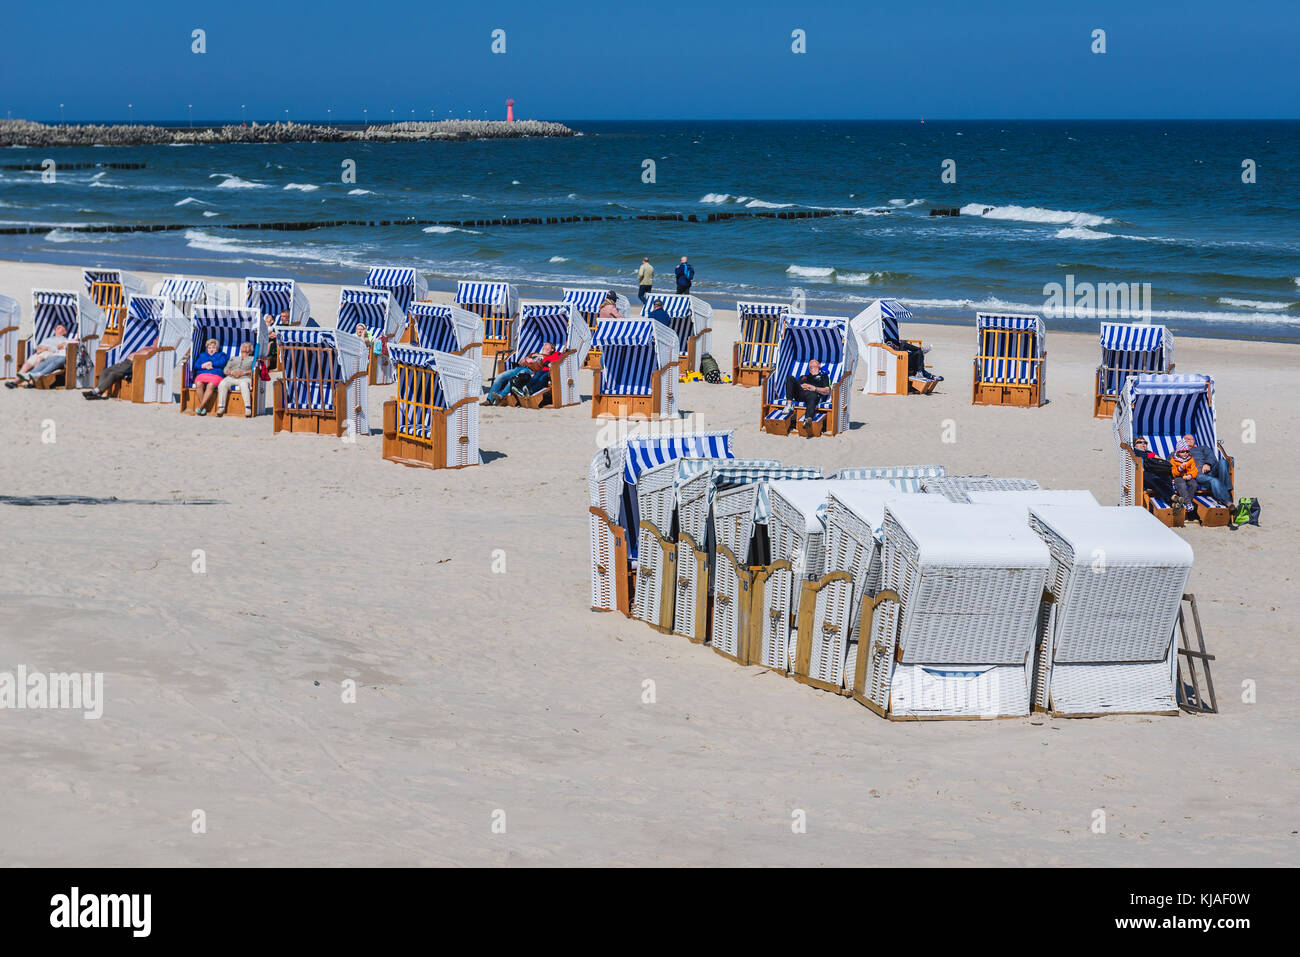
xmin=1171 ymin=439 xmax=1199 ymax=514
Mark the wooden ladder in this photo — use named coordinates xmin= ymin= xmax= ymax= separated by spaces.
xmin=1175 ymin=593 xmax=1218 ymax=714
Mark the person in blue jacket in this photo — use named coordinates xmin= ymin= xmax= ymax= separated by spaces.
xmin=675 ymin=256 xmax=694 ymax=294
xmin=646 ymin=298 xmax=672 ymax=326
xmin=191 ymin=337 xmax=228 ymax=415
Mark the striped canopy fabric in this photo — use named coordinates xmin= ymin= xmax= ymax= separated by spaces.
xmin=245 ymin=277 xmax=310 ymax=326
xmin=831 ymin=464 xmax=947 ymax=492
xmin=365 ymin=266 xmax=428 ymax=314
xmin=277 ymin=327 xmax=343 ymax=413
xmin=976 ymin=312 xmax=1045 ymax=384
xmin=511 ymin=303 xmax=592 ymax=368
xmin=337 ymin=286 xmax=406 ymax=340
xmin=388 ymin=344 xmax=481 ymax=440
xmin=711 ymin=464 xmax=824 ymax=525
xmin=105 ymin=295 xmax=165 ymax=366
xmin=850 ymin=298 xmax=912 ymax=353
xmin=455 ymin=280 xmax=519 ymax=313
xmin=736 ymin=301 xmax=790 ymax=371
xmin=563 ymin=288 xmax=628 ymax=317
xmin=593 ymin=319 xmax=676 ymax=396
xmin=1125 ymin=373 xmax=1216 ymax=458
xmin=155 ymin=277 xmax=207 ymax=306
xmin=190 ymin=305 xmax=266 ymax=373
xmin=1099 ymin=322 xmax=1173 ymax=396
xmin=408 ymin=302 xmax=484 ymax=353
xmin=82 ymin=268 xmax=145 ymax=300
xmin=30 ymin=290 xmax=79 ymax=343
xmin=764 ymin=315 xmax=853 ymax=410
xmin=640 ymin=293 xmax=710 ymax=356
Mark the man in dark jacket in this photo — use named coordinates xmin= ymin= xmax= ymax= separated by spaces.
xmin=1131 ymin=436 xmax=1174 ymax=501
xmin=646 ymin=298 xmax=672 ymax=326
xmin=674 ymin=256 xmax=694 ymax=294
xmin=1184 ymin=433 xmax=1232 ymax=504
xmin=785 ymin=359 xmax=830 ymax=413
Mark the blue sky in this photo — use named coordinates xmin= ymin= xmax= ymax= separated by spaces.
xmin=2 ymin=0 xmax=1296 ymax=121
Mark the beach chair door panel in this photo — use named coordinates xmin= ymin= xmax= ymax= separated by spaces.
xmin=752 ymin=563 xmax=793 ymax=673
xmin=632 ymin=521 xmax=677 ymax=632
xmin=589 ymin=508 xmax=629 ymax=614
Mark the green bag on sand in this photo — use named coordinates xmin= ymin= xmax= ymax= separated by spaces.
xmin=1229 ymin=497 xmax=1261 ymax=529
xmin=700 ymin=353 xmax=721 ymax=384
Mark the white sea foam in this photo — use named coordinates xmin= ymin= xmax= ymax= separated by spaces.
xmin=202 ymin=211 xmax=219 ymax=217
xmin=888 ymin=198 xmax=926 ymax=208
xmin=837 ymin=271 xmax=889 ymax=285
xmin=210 ymin=175 xmax=267 ymax=189
xmin=1218 ymin=297 xmax=1296 ymax=310
xmin=422 ymin=225 xmax=480 ymax=235
xmin=700 ymin=193 xmax=732 ymax=204
xmin=182 ymin=228 xmax=370 ymax=269
xmin=347 ymin=188 xmax=374 ymax=195
xmin=900 ymin=295 xmax=1300 ymax=327
xmin=786 ymin=265 xmax=836 ymax=280
xmin=549 ymin=256 xmax=568 ymax=262
xmin=1054 ymin=226 xmax=1115 ymax=240
xmin=175 ymin=197 xmax=208 ymax=207
xmin=43 ymin=228 xmax=113 ymax=244
xmin=745 ymin=198 xmax=793 ymax=209
xmin=511 ymin=179 xmax=521 ymax=185
xmin=962 ymin=202 xmax=1113 ymax=227
xmin=283 ymin=183 xmax=319 ymax=192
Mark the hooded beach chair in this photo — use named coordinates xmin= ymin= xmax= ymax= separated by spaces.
xmin=408 ymin=302 xmax=484 ymax=364
xmin=381 ymin=344 xmax=482 ymax=469
xmin=972 ymin=312 xmax=1046 ymax=407
xmin=92 ymin=295 xmax=191 ymax=403
xmin=830 ymin=464 xmax=947 ymax=491
xmin=851 ymin=298 xmax=935 ymax=396
xmin=1114 ymin=372 xmax=1233 ymax=527
xmin=1027 ymin=504 xmax=1193 ymax=716
xmin=0 ymin=294 xmax=20 ymax=380
xmin=590 ymin=319 xmax=679 ymax=419
xmin=563 ymin=288 xmax=630 ymax=371
xmin=455 ymin=280 xmax=519 ymax=359
xmin=153 ymin=277 xmax=231 ymax=318
xmin=244 ymin=277 xmax=310 ymax=326
xmin=759 ymin=314 xmax=858 ymax=437
xmin=922 ymin=475 xmax=1040 ymax=502
xmin=272 ymin=326 xmax=370 ymax=437
xmin=83 ymin=268 xmax=146 ymax=349
xmin=732 ymin=301 xmax=790 ymax=387
xmin=707 ymin=465 xmax=824 ymax=665
xmin=337 ymin=286 xmax=407 ymax=385
xmin=1095 ymin=322 xmax=1174 ymax=418
xmin=588 ymin=432 xmax=736 ymax=616
xmin=641 ymin=293 xmax=713 ymax=375
xmin=181 ymin=305 xmax=268 ymax=415
xmin=22 ymin=289 xmax=106 ymax=389
xmin=365 ymin=266 xmax=427 ymax=317
xmin=850 ymin=500 xmax=1050 ymax=719
xmin=966 ymin=489 xmax=1100 ymax=511
xmin=499 ymin=303 xmax=591 ymax=409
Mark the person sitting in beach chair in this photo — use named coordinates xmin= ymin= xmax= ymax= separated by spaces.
xmin=216 ymin=341 xmax=257 ymax=417
xmin=191 ymin=338 xmax=228 ymax=416
xmin=598 ymin=292 xmax=621 ymax=320
xmin=484 ymin=344 xmax=556 ymax=405
xmin=646 ymin=298 xmax=672 ymax=326
xmin=83 ymin=344 xmax=156 ymax=400
xmin=1185 ymin=432 xmax=1233 ymax=505
xmin=784 ymin=359 xmax=831 ymax=420
xmin=1170 ymin=440 xmax=1201 ymax=522
xmin=1131 ymin=437 xmax=1174 ymax=502
xmin=7 ymin=323 xmax=69 ymax=387
xmin=511 ymin=343 xmax=565 ymax=407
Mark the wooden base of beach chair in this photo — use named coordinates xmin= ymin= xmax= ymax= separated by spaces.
xmin=908 ymin=376 xmax=938 ymax=395
xmin=762 ymin=412 xmax=794 ymax=436
xmin=380 ymin=399 xmax=476 ymax=470
xmin=1195 ymin=499 xmax=1231 ymax=528
xmin=1093 ymin=391 xmax=1119 ymax=419
xmin=583 ymin=350 xmax=601 ymax=372
xmin=272 ymin=379 xmax=347 ymax=436
xmin=26 ymin=342 xmax=80 ymax=390
xmin=731 ymin=341 xmax=767 ymax=388
xmin=972 ymin=380 xmax=1041 ymax=408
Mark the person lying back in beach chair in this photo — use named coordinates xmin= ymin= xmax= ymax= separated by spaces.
xmin=83 ymin=344 xmax=156 ymax=400
xmin=6 ymin=323 xmax=69 ymax=388
xmin=484 ymin=343 xmax=556 ymax=405
xmin=1131 ymin=437 xmax=1174 ymax=502
xmin=1184 ymin=432 xmax=1233 ymax=505
xmin=886 ymin=332 xmax=940 ymax=383
xmin=510 ymin=343 xmax=565 ymax=407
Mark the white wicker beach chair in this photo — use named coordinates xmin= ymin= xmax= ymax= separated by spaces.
xmin=1027 ymin=504 xmax=1192 ymax=716
xmin=456 ymin=280 xmax=519 ymax=359
xmin=591 ymin=319 xmax=679 ymax=419
xmin=407 ymin=302 xmax=484 ymax=364
xmin=337 ymin=286 xmax=407 ymax=385
xmin=967 ymin=489 xmax=1100 ymax=512
xmin=181 ymin=305 xmax=267 ymax=415
xmin=83 ymin=268 xmax=146 ymax=349
xmin=272 ymin=326 xmax=369 ymax=436
xmin=852 ymin=500 xmax=1050 ymax=719
xmin=922 ymin=476 xmax=1040 ymax=502
xmin=641 ymin=293 xmax=713 ymax=374
xmin=0 ymin=293 xmax=21 ymax=380
xmin=153 ymin=277 xmax=232 ymax=318
xmin=850 ymin=298 xmax=935 ymax=395
xmin=381 ymin=345 xmax=481 ymax=469
xmin=92 ymin=295 xmax=190 ymax=403
xmin=829 ymin=464 xmax=947 ymax=491
xmin=732 ymin=301 xmax=790 ymax=387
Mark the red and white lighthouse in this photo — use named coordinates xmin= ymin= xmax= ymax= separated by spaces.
xmin=506 ymin=99 xmax=515 ymax=123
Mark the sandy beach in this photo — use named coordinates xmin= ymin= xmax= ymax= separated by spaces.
xmin=0 ymin=258 xmax=1295 ymax=867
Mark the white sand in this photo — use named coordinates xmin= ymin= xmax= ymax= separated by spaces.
xmin=1 ymin=259 xmax=1296 ymax=866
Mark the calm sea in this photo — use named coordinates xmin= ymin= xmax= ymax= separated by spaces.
xmin=3 ymin=120 xmax=1297 ymax=340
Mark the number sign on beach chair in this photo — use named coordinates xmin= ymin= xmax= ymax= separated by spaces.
xmin=272 ymin=326 xmax=370 ymax=437
xmin=244 ymin=277 xmax=310 ymax=326
xmin=499 ymin=303 xmax=591 ymax=409
xmin=972 ymin=312 xmax=1046 ymax=407
xmin=337 ymin=286 xmax=407 ymax=385
xmin=455 ymin=280 xmax=519 ymax=359
xmin=365 ymin=266 xmax=427 ymax=317
xmin=180 ymin=305 xmax=267 ymax=415
xmin=732 ymin=301 xmax=789 ymax=387
xmin=851 ymin=298 xmax=935 ymax=396
xmin=1094 ymin=322 xmax=1173 ymax=418
xmin=83 ymin=268 xmax=146 ymax=349
xmin=0 ymin=294 xmax=20 ymax=380
xmin=407 ymin=302 xmax=484 ymax=363
xmin=381 ymin=345 xmax=482 ymax=470
xmin=641 ymin=293 xmax=713 ymax=375
xmin=563 ymin=288 xmax=630 ymax=371
xmin=1114 ymin=372 xmax=1234 ymax=527
xmin=153 ymin=277 xmax=231 ymax=318
xmin=21 ymin=289 xmax=106 ymax=389
xmin=93 ymin=295 xmax=191 ymax=403
xmin=759 ymin=315 xmax=858 ymax=437
xmin=590 ymin=319 xmax=679 ymax=419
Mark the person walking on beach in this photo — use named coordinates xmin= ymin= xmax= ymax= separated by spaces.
xmin=216 ymin=341 xmax=256 ymax=416
xmin=636 ymin=257 xmax=654 ymax=306
xmin=675 ymin=256 xmax=694 ymax=294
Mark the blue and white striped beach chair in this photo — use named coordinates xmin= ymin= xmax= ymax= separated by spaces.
xmin=1114 ymin=372 xmax=1233 ymax=527
xmin=244 ymin=277 xmax=310 ymax=326
xmin=829 ymin=465 xmax=947 ymax=491
xmin=640 ymin=293 xmax=713 ymax=374
xmin=182 ymin=305 xmax=267 ymax=415
xmin=83 ymin=268 xmax=146 ymax=349
xmin=1095 ymin=322 xmax=1174 ymax=418
xmin=588 ymin=432 xmax=736 ymax=615
xmin=272 ymin=326 xmax=370 ymax=437
xmin=760 ymin=314 xmax=858 ymax=436
xmin=563 ymin=287 xmax=631 ymax=371
xmin=0 ymin=294 xmax=21 ymax=380
xmin=364 ymin=266 xmax=428 ymax=317
xmin=153 ymin=276 xmax=232 ymax=317
xmin=455 ymin=280 xmax=519 ymax=359
xmin=381 ymin=344 xmax=482 ymax=469
xmin=972 ymin=312 xmax=1046 ymax=407
xmin=590 ymin=318 xmax=678 ymax=419
xmin=732 ymin=300 xmax=790 ymax=387
xmin=92 ymin=295 xmax=187 ymax=403
xmin=22 ymin=289 xmax=106 ymax=389
xmin=337 ymin=286 xmax=407 ymax=385
xmin=407 ymin=302 xmax=484 ymax=364
xmin=498 ymin=303 xmax=592 ymax=408
xmin=850 ymin=298 xmax=935 ymax=396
